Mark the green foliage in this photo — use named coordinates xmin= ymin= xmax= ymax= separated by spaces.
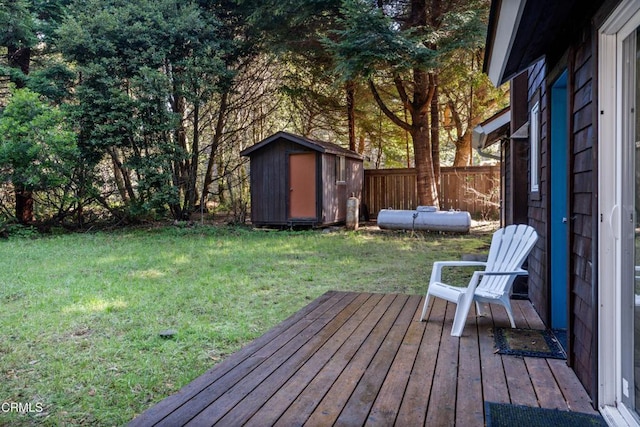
xmin=27 ymin=61 xmax=76 ymax=104
xmin=2 ymin=222 xmax=40 ymax=238
xmin=326 ymin=1 xmax=431 ymax=80
xmin=0 ymin=0 xmax=35 ymax=48
xmin=0 ymin=88 xmax=78 ymax=192
xmin=61 ymin=0 xmax=222 ymax=77
xmin=326 ymin=0 xmax=488 ymax=82
xmin=57 ymin=0 xmax=246 ymax=220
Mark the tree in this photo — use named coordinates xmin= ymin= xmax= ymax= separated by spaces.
xmin=59 ymin=0 xmax=236 ymax=220
xmin=0 ymin=0 xmax=33 ymax=88
xmin=0 ymin=0 xmax=73 ymax=222
xmin=438 ymin=41 xmax=507 ymax=167
xmin=245 ymin=0 xmax=367 ymax=150
xmin=326 ymin=0 xmax=488 ymax=206
xmin=0 ymin=88 xmax=78 ymax=223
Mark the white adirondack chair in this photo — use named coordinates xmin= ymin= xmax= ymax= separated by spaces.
xmin=420 ymin=224 xmax=538 ymax=337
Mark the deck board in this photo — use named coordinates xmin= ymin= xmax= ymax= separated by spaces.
xmin=394 ymin=296 xmax=444 ymax=426
xmin=525 ymin=357 xmax=567 ymax=409
xmin=425 ymin=300 xmax=459 ymax=426
xmin=366 ymin=298 xmax=426 ymax=426
xmin=243 ymin=292 xmax=377 ymax=426
xmin=209 ymin=293 xmax=366 ymax=426
xmin=334 ymin=295 xmax=419 ymax=426
xmin=456 ymin=305 xmax=484 ymax=427
xmin=130 ymin=291 xmax=598 ymax=427
xmin=306 ymin=294 xmax=409 ymax=426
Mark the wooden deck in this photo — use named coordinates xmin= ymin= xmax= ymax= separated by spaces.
xmin=130 ymin=291 xmax=597 ymax=426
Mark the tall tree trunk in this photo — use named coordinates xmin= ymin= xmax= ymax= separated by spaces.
xmin=367 ymin=0 xmax=444 ymax=206
xmin=453 ymin=131 xmax=472 ymax=166
xmin=408 ymin=0 xmax=439 ymax=207
xmin=185 ymin=101 xmax=200 ymax=217
xmin=7 ymin=45 xmax=33 ymax=223
xmin=15 ymin=185 xmax=33 ymax=224
xmin=346 ymin=80 xmax=356 ymax=151
xmin=7 ymin=46 xmax=30 ymax=88
xmin=357 ymin=134 xmax=365 ymax=154
xmin=368 ymin=70 xmax=438 ymax=206
xmin=411 ymin=69 xmax=439 ymax=208
xmin=202 ymin=90 xmax=229 ymax=204
xmin=430 ymin=75 xmax=440 ymax=189
xmin=171 ymin=91 xmax=188 ymax=220
xmin=108 ymin=148 xmax=136 ymax=202
xmin=448 ymin=96 xmax=473 ymax=167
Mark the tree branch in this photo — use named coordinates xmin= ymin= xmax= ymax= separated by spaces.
xmin=393 ymin=73 xmax=412 ymax=114
xmin=447 ymin=99 xmax=463 ymax=138
xmin=425 ymin=72 xmax=437 ymax=113
xmin=368 ymin=79 xmax=412 ymax=132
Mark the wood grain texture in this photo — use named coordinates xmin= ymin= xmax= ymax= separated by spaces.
xmin=130 ymin=293 xmax=597 ymax=427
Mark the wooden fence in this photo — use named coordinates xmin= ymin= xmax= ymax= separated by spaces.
xmin=363 ymin=166 xmax=500 ymax=219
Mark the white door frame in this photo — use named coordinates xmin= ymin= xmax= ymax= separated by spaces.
xmin=598 ymin=1 xmax=640 ymax=424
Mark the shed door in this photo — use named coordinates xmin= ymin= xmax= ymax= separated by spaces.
xmin=289 ymin=152 xmax=316 ymax=219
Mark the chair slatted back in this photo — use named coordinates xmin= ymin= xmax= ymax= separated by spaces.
xmin=479 ymin=224 xmax=538 ymax=295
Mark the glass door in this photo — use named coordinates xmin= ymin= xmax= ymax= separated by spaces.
xmin=621 ymin=23 xmax=640 ymax=419
xmin=598 ymin=3 xmax=640 ymax=421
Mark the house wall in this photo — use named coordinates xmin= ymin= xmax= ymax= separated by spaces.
xmin=527 ymin=59 xmax=549 ymax=324
xmin=501 ymin=142 xmax=510 ymax=226
xmin=568 ymin=30 xmax=597 ymax=398
xmin=508 ymin=72 xmax=531 ymax=226
xmin=524 ymin=31 xmax=597 ymax=400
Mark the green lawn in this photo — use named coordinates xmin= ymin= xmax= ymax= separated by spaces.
xmin=0 ymin=224 xmax=493 ymax=426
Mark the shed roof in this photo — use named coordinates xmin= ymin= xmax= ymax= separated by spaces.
xmin=240 ymin=131 xmax=363 ymax=160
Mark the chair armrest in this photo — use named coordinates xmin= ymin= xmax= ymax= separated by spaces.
xmin=432 ymin=261 xmax=488 ymax=267
xmin=475 ymin=269 xmax=528 ymax=277
xmin=429 ymin=261 xmax=487 ymax=284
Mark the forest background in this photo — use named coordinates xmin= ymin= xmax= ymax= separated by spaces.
xmin=0 ymin=0 xmax=508 ymax=230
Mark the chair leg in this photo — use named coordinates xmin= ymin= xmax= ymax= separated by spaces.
xmin=451 ymin=294 xmax=474 ymax=337
xmin=420 ymin=293 xmax=431 ymax=321
xmin=502 ymin=298 xmax=516 ymax=328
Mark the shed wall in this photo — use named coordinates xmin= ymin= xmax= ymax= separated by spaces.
xmin=320 ymin=154 xmax=363 ymax=225
xmin=247 ymin=135 xmax=363 ymax=227
xmin=249 ymin=139 xmax=315 ymax=226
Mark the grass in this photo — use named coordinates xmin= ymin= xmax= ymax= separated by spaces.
xmin=0 ymin=224 xmax=494 ymax=426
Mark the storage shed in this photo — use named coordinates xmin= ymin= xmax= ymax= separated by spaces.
xmin=240 ymin=131 xmax=364 ymax=227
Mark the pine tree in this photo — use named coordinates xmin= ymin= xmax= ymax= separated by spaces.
xmin=326 ymin=0 xmax=488 ymax=206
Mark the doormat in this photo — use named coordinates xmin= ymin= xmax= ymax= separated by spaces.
xmin=494 ymin=327 xmax=566 ymax=359
xmin=485 ymin=402 xmax=607 ymax=427
xmin=551 ymin=328 xmax=568 ymax=351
